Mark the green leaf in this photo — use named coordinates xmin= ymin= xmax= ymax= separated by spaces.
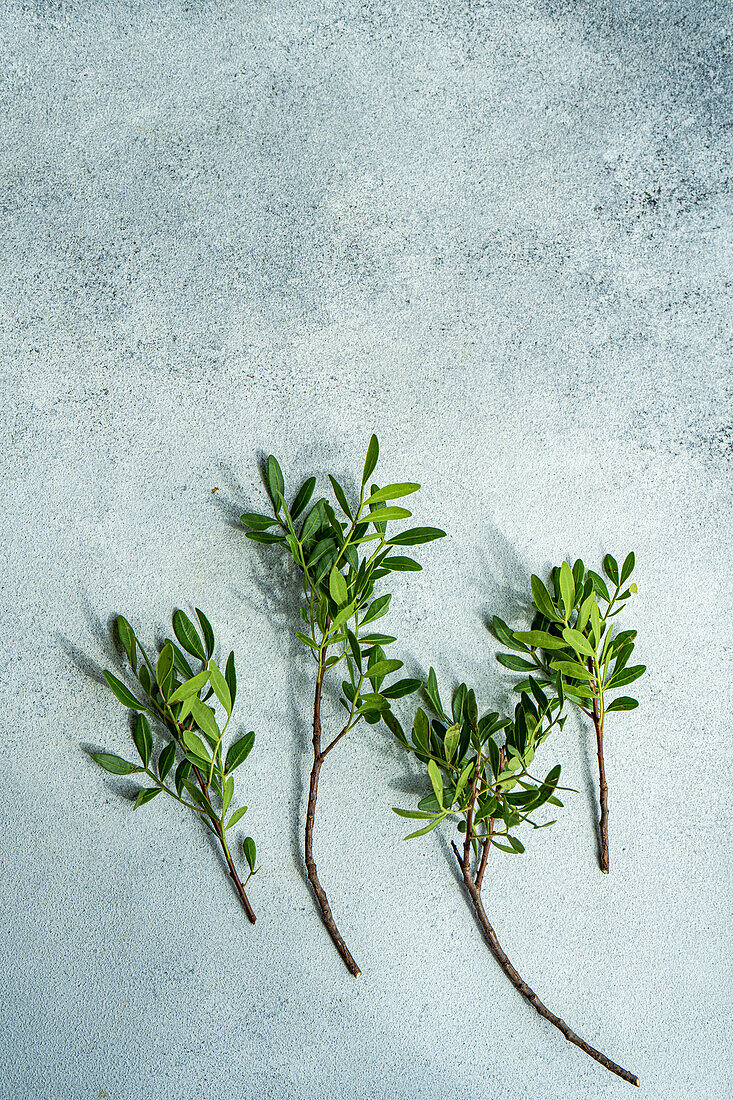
xmin=266 ymin=455 xmax=284 ymax=505
xmin=605 ymin=696 xmax=639 ymax=712
xmin=361 ymin=594 xmax=391 ymax=625
xmin=290 ymin=477 xmax=316 ymax=521
xmin=182 ymin=728 xmax=210 ymax=761
xmin=173 ymin=610 xmax=206 ymax=662
xmin=362 ymin=435 xmax=379 ymax=486
xmin=331 ymin=600 xmax=356 ymax=633
xmin=380 ymin=555 xmax=422 ymax=572
xmin=158 ymin=741 xmax=177 ymax=782
xmin=411 ymin=708 xmax=431 ymax=754
xmin=103 ymin=671 xmax=144 ymax=711
xmin=225 ymin=732 xmax=255 ymax=773
xmin=327 ymin=475 xmax=353 ymax=519
xmin=245 ymin=531 xmax=284 ymax=545
xmin=134 ymin=788 xmax=162 ymax=810
xmin=226 ymin=806 xmax=247 ymax=830
xmin=393 ymin=807 xmax=439 ymax=819
xmin=444 ymin=722 xmax=460 ymax=762
xmin=496 ymin=653 xmax=535 ymax=672
xmin=168 ymin=669 xmax=210 ymax=704
xmin=380 ymin=678 xmax=421 ymax=699
xmin=132 ymin=714 xmax=152 ymax=768
xmin=366 ymin=506 xmax=412 ymax=523
xmin=195 ymin=609 xmax=215 ymax=659
xmin=620 ymin=551 xmax=636 ymax=585
xmin=329 ymin=567 xmax=348 ymax=607
xmin=240 ymin=512 xmax=279 ymax=530
xmin=156 ymin=643 xmax=175 ymax=697
xmin=490 ymin=616 xmax=528 ymax=652
xmin=606 ymin=664 xmax=646 ymax=689
xmin=91 ymin=752 xmax=141 ymax=775
xmin=117 ymin=615 xmax=136 ymax=669
xmin=530 ymin=575 xmax=561 ymax=622
xmin=559 ymin=561 xmax=575 ymax=618
xmin=428 ymin=759 xmax=444 ymax=807
xmin=225 ymin=651 xmax=237 ymax=707
xmin=491 ymin=841 xmax=520 ymax=853
xmin=562 ymin=627 xmax=595 ymax=658
xmin=403 ymin=815 xmax=445 ymax=840
xmin=550 ymin=659 xmax=593 ymax=680
xmin=189 ymin=698 xmax=220 ymax=742
xmin=513 ymin=630 xmax=566 ymax=651
xmin=425 ymin=667 xmax=447 ymax=718
xmin=587 ymin=571 xmax=610 ymax=602
xmin=386 ymin=527 xmax=445 ymax=546
xmin=243 ymin=836 xmax=257 ymax=872
xmin=174 ymin=760 xmax=191 ymax=797
xmin=576 ymin=592 xmax=595 ymax=633
xmin=507 ymin=836 xmax=525 ymax=853
xmin=364 ymin=482 xmax=420 ymax=505
xmin=366 ymin=659 xmax=403 ymax=681
xmin=603 ymin=554 xmax=619 ymax=585
xmin=208 ymin=661 xmax=232 ymax=715
xmin=222 ymin=775 xmax=234 ymax=815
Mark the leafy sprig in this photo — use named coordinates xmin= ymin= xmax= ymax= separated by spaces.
xmin=91 ymin=610 xmax=259 ymax=921
xmin=383 ymin=665 xmax=638 ymax=1086
xmin=492 ymin=553 xmax=644 ymax=872
xmin=243 ymin=435 xmax=446 ymax=974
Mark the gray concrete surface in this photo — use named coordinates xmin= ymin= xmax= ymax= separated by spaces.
xmin=1 ymin=2 xmax=731 ymax=1098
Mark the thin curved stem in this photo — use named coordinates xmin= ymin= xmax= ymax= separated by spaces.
xmin=451 ymin=843 xmax=637 ymax=1086
xmin=304 ymin=662 xmax=361 ymax=976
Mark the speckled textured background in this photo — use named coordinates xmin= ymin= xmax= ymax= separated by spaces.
xmin=1 ymin=2 xmax=731 ymax=1098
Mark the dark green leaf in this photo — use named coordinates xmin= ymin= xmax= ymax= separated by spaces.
xmin=606 ymin=664 xmax=646 ymax=689
xmin=195 ymin=609 xmax=215 ymax=659
xmin=243 ymin=836 xmax=257 ymax=871
xmin=266 ymin=455 xmax=284 ymax=505
xmin=189 ymin=698 xmax=219 ymax=741
xmin=328 ymin=475 xmax=353 ymax=519
xmin=603 ymin=554 xmax=619 ymax=585
xmin=606 ymin=696 xmax=639 ymax=712
xmin=380 ymin=555 xmax=422 ymax=572
xmin=425 ymin=667 xmax=447 ymax=719
xmin=620 ymin=551 xmax=636 ymax=585
xmin=587 ymin=571 xmax=610 ymax=601
xmin=103 ymin=671 xmax=144 ymax=711
xmin=225 ymin=650 xmax=237 ymax=707
xmin=245 ymin=531 xmax=285 ymax=545
xmin=380 ymin=678 xmax=421 ymax=699
xmin=361 ymin=594 xmax=391 ymax=625
xmin=173 ymin=610 xmax=206 ymax=662
xmin=530 ymin=575 xmax=561 ymax=622
xmin=386 ymin=527 xmax=446 ymax=546
xmin=156 ymin=643 xmax=174 ymax=696
xmin=362 ymin=435 xmax=379 ymax=486
xmin=491 ymin=616 xmax=529 ymax=652
xmin=403 ymin=817 xmax=445 ymax=840
xmin=91 ymin=752 xmax=141 ymax=775
xmin=174 ymin=760 xmax=191 ymax=797
xmin=133 ymin=714 xmax=152 ymax=768
xmin=208 ymin=661 xmax=232 ymax=715
xmin=116 ymin=615 xmax=136 ymax=670
xmin=133 ymin=788 xmax=162 ymax=810
xmin=290 ymin=477 xmax=316 ymax=521
xmin=240 ymin=513 xmax=278 ymax=530
xmin=366 ymin=506 xmax=412 ymax=523
xmin=225 ymin=732 xmax=255 ymax=773
xmin=158 ymin=741 xmax=176 ymax=782
xmin=496 ymin=653 xmax=535 ymax=672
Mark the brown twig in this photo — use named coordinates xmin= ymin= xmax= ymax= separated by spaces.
xmin=304 ymin=662 xmax=361 ymax=976
xmin=449 ymin=833 xmax=638 ymax=1086
xmin=589 ymin=661 xmax=610 ymax=873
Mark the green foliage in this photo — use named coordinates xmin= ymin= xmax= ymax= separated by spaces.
xmin=389 ymin=667 xmax=566 ymax=858
xmin=91 ymin=610 xmax=260 ymax=906
xmin=491 ymin=553 xmax=645 ymax=718
xmin=241 ymin=435 xmax=446 ymax=753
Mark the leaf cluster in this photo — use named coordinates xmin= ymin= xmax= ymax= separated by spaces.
xmin=242 ymin=437 xmax=446 ymax=743
xmin=92 ymin=609 xmax=258 ymax=876
xmin=492 ymin=554 xmax=645 ymax=715
xmin=388 ymin=669 xmax=566 ymax=856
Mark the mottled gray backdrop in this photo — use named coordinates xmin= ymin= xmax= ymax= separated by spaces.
xmin=1 ymin=2 xmax=731 ymax=1098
